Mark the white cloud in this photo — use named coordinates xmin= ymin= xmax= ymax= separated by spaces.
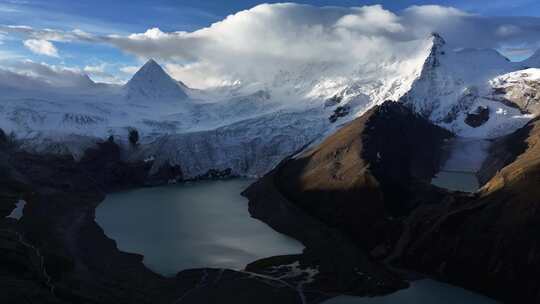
xmin=5 ymin=4 xmax=540 ymax=88
xmin=1 ymin=25 xmax=96 ymax=42
xmin=23 ymin=39 xmax=59 ymax=57
xmin=335 ymin=5 xmax=404 ymax=34
xmin=119 ymin=65 xmax=140 ymax=74
xmin=165 ymin=62 xmax=235 ymax=88
xmin=0 ymin=60 xmax=92 ymax=87
xmin=83 ymin=63 xmax=106 ymax=74
xmin=104 ymin=4 xmax=435 ymax=88
xmin=102 ymin=4 xmax=492 ymax=88
xmin=82 ymin=63 xmax=126 ymax=84
xmin=496 ymin=25 xmax=522 ymax=37
xmin=404 ymin=5 xmax=470 ymax=18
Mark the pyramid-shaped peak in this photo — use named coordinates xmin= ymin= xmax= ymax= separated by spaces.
xmin=141 ymin=58 xmax=160 ymax=69
xmin=133 ymin=59 xmax=169 ymax=79
xmin=125 ymin=59 xmax=188 ymax=100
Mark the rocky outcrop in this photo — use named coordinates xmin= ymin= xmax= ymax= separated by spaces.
xmin=243 ymin=101 xmax=453 ymax=299
xmin=465 ymin=106 xmax=490 ymax=128
xmin=0 ymin=136 xmax=327 ymax=304
xmin=245 ymin=100 xmax=540 ymax=303
xmin=490 ymin=69 xmax=540 ymax=115
xmin=1 ymin=127 xmax=418 ymax=303
xmin=477 ymin=121 xmax=530 ymax=185
xmin=253 ymin=101 xmax=452 ymax=249
xmin=79 ymin=137 xmax=182 ymax=191
xmin=244 ymin=171 xmax=407 ymax=298
xmin=394 ymin=117 xmax=540 ymax=303
xmin=328 ymin=105 xmax=350 ymax=123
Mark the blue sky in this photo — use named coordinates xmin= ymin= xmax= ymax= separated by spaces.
xmin=1 ymin=0 xmax=540 ymax=84
xmin=2 ymin=1 xmax=540 ymax=33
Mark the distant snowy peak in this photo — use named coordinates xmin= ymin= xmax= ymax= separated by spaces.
xmin=125 ymin=59 xmax=188 ymax=100
xmin=399 ymin=33 xmax=532 ymax=138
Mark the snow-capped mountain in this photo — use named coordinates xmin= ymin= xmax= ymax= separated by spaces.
xmin=0 ymin=34 xmax=539 ymax=178
xmin=125 ymin=59 xmax=188 ymax=100
xmin=490 ymin=68 xmax=540 ymax=115
xmin=401 ymin=34 xmax=532 ymax=138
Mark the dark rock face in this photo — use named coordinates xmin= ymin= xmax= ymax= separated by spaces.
xmin=477 ymin=121 xmax=530 ymax=185
xmin=194 ymin=168 xmax=234 ymax=180
xmin=79 ymin=138 xmax=149 ymax=191
xmin=243 ymin=101 xmax=452 ymax=299
xmin=324 ymin=95 xmax=343 ymax=108
xmin=329 ymin=105 xmax=350 ymax=123
xmin=244 ymin=101 xmax=540 ymax=303
xmin=77 ymin=137 xmax=184 ymax=191
xmin=244 ymin=172 xmax=408 ymax=298
xmin=442 ymin=87 xmax=478 ymax=124
xmin=266 ymin=101 xmax=452 ymax=249
xmin=465 ymin=106 xmax=490 ymax=128
xmin=145 ymin=163 xmax=183 ymax=186
xmin=0 ymin=138 xmax=314 ymax=304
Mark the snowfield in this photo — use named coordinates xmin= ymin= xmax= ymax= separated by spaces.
xmin=1 ymin=34 xmax=539 ymax=178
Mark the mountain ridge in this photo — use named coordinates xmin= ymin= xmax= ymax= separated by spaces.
xmin=0 ymin=34 xmax=539 ymax=178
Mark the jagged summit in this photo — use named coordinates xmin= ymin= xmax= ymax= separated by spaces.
xmin=430 ymin=32 xmax=446 ymax=47
xmin=125 ymin=59 xmax=188 ymax=100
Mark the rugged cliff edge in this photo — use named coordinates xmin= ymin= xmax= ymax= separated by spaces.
xmin=0 ymin=131 xmax=411 ymax=303
xmin=0 ymin=135 xmax=308 ymax=304
xmin=245 ymin=101 xmax=452 ymax=250
xmin=395 ymin=117 xmax=540 ymax=303
xmin=245 ymin=101 xmax=540 ymax=303
xmin=243 ymin=102 xmax=454 ymax=299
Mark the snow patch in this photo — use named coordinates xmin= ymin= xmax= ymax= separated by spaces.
xmin=7 ymin=200 xmax=26 ymax=220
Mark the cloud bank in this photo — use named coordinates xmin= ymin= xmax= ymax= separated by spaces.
xmin=0 ymin=60 xmax=93 ymax=88
xmin=102 ymin=4 xmax=540 ymax=87
xmin=3 ymin=3 xmax=540 ymax=87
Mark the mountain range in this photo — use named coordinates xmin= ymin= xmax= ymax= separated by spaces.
xmin=0 ymin=33 xmax=539 ymax=178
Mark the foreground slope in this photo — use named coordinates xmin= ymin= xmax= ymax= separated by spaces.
xmin=245 ymin=101 xmax=452 ymax=249
xmin=395 ymin=116 xmax=540 ymax=303
xmin=246 ymin=100 xmax=540 ymax=303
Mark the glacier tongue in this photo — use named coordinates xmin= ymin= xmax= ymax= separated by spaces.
xmin=133 ymin=109 xmax=330 ymax=178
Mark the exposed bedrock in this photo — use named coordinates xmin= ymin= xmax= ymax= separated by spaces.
xmin=245 ymin=101 xmax=453 ymax=250
xmin=245 ymin=101 xmax=540 ymax=303
xmin=394 ymin=117 xmax=540 ymax=303
xmin=243 ymin=101 xmax=453 ymax=297
xmin=0 ymin=136 xmax=327 ymax=304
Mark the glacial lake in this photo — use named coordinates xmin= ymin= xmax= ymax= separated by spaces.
xmin=97 ymin=178 xmax=498 ymax=303
xmin=431 ymin=171 xmax=479 ymax=193
xmin=96 ymin=179 xmax=304 ymax=277
xmin=431 ymin=138 xmax=490 ymax=193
